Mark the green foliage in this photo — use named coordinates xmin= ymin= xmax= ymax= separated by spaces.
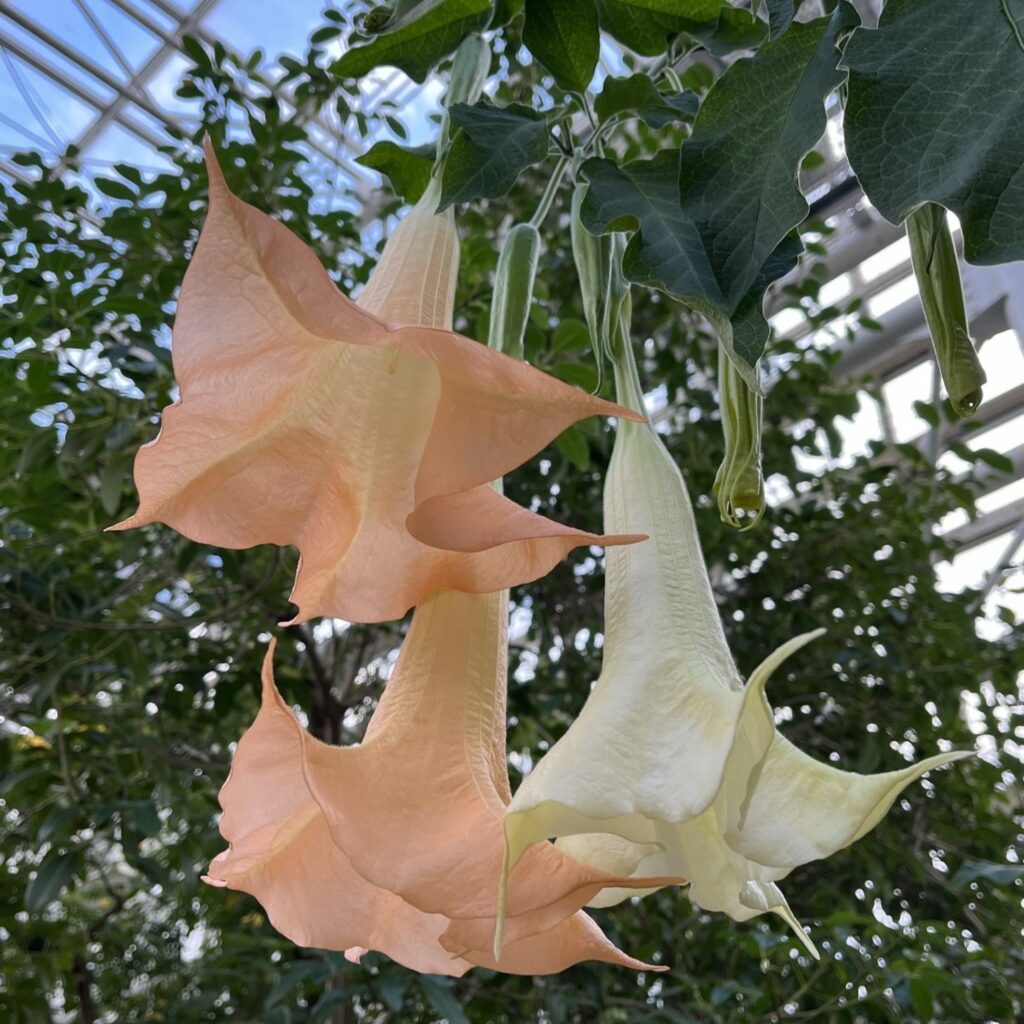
xmin=581 ymin=8 xmax=849 ymax=383
xmin=523 ymin=0 xmax=600 ymax=92
xmin=592 ymin=0 xmax=722 ymax=56
xmin=594 ymin=74 xmax=698 ymax=127
xmin=357 ymin=140 xmax=437 ymax=203
xmin=332 ymin=0 xmax=493 ymax=82
xmin=439 ymin=101 xmax=551 ymax=209
xmin=843 ymin=0 xmax=1024 ymax=264
xmin=763 ymin=0 xmax=798 ymax=40
xmin=2 ymin=8 xmax=1024 ymax=1024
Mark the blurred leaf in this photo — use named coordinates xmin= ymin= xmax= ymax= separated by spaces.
xmin=555 ymin=424 xmax=591 ymax=470
xmin=421 ymin=976 xmax=470 ymax=1024
xmin=952 ymin=859 xmax=1024 ymax=888
xmin=25 ymin=849 xmax=79 ymax=914
xmin=551 ymin=317 xmax=591 ymax=353
xmin=356 ymin=140 xmax=436 ymax=202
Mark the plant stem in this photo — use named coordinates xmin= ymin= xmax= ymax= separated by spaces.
xmin=528 ymin=155 xmax=570 ymax=229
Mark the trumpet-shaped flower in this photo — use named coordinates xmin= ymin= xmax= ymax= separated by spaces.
xmin=206 ymin=589 xmax=677 ymax=974
xmin=112 ymin=143 xmax=641 ymax=624
xmin=500 ymin=350 xmax=970 ymax=957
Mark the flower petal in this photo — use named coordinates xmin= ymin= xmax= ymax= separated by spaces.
xmin=501 ymin=419 xmax=748 ymax=887
xmin=112 ymin=143 xmax=641 ymax=624
xmin=725 ymin=738 xmax=973 ymax=874
xmin=297 ymin=589 xmax=676 ymax=948
xmin=204 ymin=640 xmax=473 ymax=975
xmin=207 ymin=625 xmax=666 ymax=974
xmin=501 ymin=400 xmax=969 ymax=961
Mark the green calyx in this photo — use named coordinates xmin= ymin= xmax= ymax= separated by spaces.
xmin=713 ymin=346 xmax=765 ymax=531
xmin=487 ymin=223 xmax=541 ymax=360
xmin=905 ymin=202 xmax=986 ymax=418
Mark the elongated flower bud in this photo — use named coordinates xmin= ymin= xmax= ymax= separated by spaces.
xmin=571 ymin=183 xmax=611 ymax=368
xmin=488 ymin=222 xmax=541 ymax=359
xmin=906 ymin=202 xmax=986 ymax=417
xmin=444 ymin=33 xmax=491 ymax=111
xmin=713 ymin=347 xmax=765 ymax=530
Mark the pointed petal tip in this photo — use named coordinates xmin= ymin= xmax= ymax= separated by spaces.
xmin=600 ymin=400 xmax=645 ymax=423
xmin=593 ymin=531 xmax=648 ymax=549
xmin=105 ymin=511 xmax=145 ymax=533
xmin=202 ymin=137 xmax=229 ymax=196
xmin=748 ymin=627 xmax=828 ymax=694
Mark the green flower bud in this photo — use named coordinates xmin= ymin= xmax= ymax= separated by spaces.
xmin=906 ymin=202 xmax=986 ymax=417
xmin=488 ymin=222 xmax=541 ymax=360
xmin=713 ymin=347 xmax=765 ymax=531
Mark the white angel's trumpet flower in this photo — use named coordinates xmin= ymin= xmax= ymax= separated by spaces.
xmin=499 ymin=338 xmax=971 ymax=958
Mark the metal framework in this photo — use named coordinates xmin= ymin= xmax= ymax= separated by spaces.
xmin=1 ymin=0 xmax=1022 ymax=597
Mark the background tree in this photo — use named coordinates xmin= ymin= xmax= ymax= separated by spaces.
xmin=2 ymin=3 xmax=1023 ymax=1022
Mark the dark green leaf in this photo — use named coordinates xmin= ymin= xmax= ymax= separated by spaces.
xmin=310 ymin=989 xmax=349 ymax=1023
xmin=129 ymin=800 xmax=162 ymax=838
xmin=594 ymin=0 xmax=721 ymax=55
xmin=16 ymin=429 xmax=54 ymax=478
xmin=952 ymin=859 xmax=1024 ymax=888
xmin=844 ymin=0 xmax=1024 ymax=264
xmin=594 ymin=74 xmax=698 ymax=126
xmin=356 ymin=140 xmax=436 ymax=203
xmin=556 ymin=424 xmax=591 ymax=470
xmin=332 ymin=0 xmax=492 ymax=82
xmin=378 ymin=972 xmax=411 ymax=1012
xmin=975 ymin=448 xmax=1014 ymax=474
xmin=764 ymin=0 xmax=798 ymax=40
xmin=439 ymin=101 xmax=549 ymax=209
xmin=553 ymin=360 xmax=599 ymax=391
xmin=25 ymin=849 xmax=79 ymax=913
xmin=909 ymin=978 xmax=935 ymax=1022
xmin=95 ymin=177 xmax=137 ymax=201
xmin=264 ymin=961 xmax=329 ymax=1009
xmin=551 ymin=317 xmax=591 ymax=353
xmin=99 ymin=460 xmax=124 ymax=517
xmin=690 ymin=5 xmax=767 ymax=54
xmin=581 ymin=7 xmax=850 ymax=379
xmin=420 ymin=977 xmax=470 ymax=1024
xmin=523 ymin=0 xmax=599 ymax=92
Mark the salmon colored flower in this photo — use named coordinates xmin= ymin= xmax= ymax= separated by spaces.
xmin=205 ymin=588 xmax=676 ymax=974
xmin=499 ymin=344 xmax=970 ymax=958
xmin=112 ymin=143 xmax=641 ymax=624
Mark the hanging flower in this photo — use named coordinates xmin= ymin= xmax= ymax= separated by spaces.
xmin=206 ymin=589 xmax=676 ymax=975
xmin=499 ymin=344 xmax=970 ymax=958
xmin=112 ymin=142 xmax=642 ymax=624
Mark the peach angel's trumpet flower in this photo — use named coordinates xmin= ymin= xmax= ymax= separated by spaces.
xmin=111 ymin=142 xmax=643 ymax=625
xmin=498 ymin=340 xmax=971 ymax=959
xmin=205 ymin=589 xmax=678 ymax=974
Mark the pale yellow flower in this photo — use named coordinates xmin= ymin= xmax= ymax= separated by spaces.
xmin=499 ymin=347 xmax=970 ymax=958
